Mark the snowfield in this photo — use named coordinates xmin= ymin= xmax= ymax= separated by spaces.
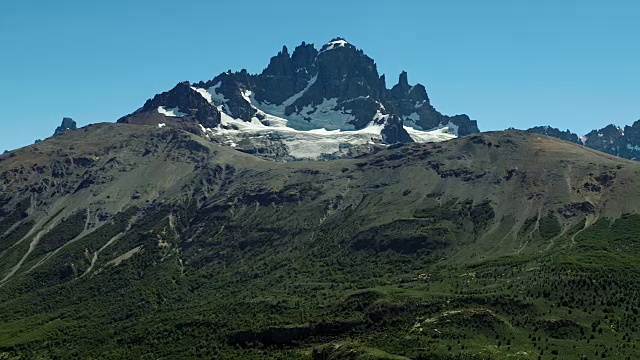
xmin=321 ymin=39 xmax=350 ymax=52
xmin=157 ymin=106 xmax=187 ymax=117
xmin=191 ymin=84 xmax=457 ymax=160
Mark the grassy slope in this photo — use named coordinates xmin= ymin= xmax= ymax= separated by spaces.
xmin=0 ymin=125 xmax=638 ymax=359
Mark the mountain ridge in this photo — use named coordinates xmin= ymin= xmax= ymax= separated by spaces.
xmin=1 ymin=123 xmax=639 ymax=358
xmin=11 ymin=37 xmax=640 ymax=163
xmin=527 ymin=119 xmax=640 ymax=160
xmin=1 ymin=33 xmax=639 ymax=360
xmin=116 ymin=38 xmax=478 ymax=160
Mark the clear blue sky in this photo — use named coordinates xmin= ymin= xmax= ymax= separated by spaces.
xmin=1 ymin=0 xmax=638 ymax=151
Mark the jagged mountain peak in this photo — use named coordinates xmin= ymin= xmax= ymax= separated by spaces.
xmin=319 ymin=37 xmax=354 ymax=52
xmin=389 ymin=71 xmax=430 ymax=105
xmin=261 ymin=42 xmax=318 ymax=82
xmin=116 ymin=38 xmax=480 ymax=161
xmin=397 ymin=70 xmax=410 ymax=89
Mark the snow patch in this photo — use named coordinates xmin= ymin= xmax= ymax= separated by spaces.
xmin=241 ymin=89 xmax=253 ymax=104
xmin=404 ymin=125 xmax=457 ymax=143
xmin=209 ymin=83 xmax=226 ymax=103
xmin=373 ymin=110 xmax=390 ymax=123
xmin=286 ymin=98 xmax=355 ymax=131
xmin=202 ymin=112 xmax=385 ymax=159
xmin=192 ymin=86 xmax=213 ymax=104
xmin=195 ymin=82 xmax=456 ymax=159
xmin=193 ymin=82 xmax=230 ymax=111
xmin=627 ymin=143 xmax=640 ymax=152
xmin=282 ymin=75 xmax=317 ymax=107
xmin=403 ymin=112 xmax=423 ymax=129
xmin=248 ymin=89 xmax=356 ymax=131
xmin=407 ymin=113 xmax=420 ymax=122
xmin=157 ymin=106 xmax=186 ymax=117
xmin=322 ymin=39 xmax=349 ymax=52
xmin=441 ymin=121 xmax=459 ymax=137
xmin=198 ymin=124 xmax=210 ymax=138
xmin=579 ymin=135 xmax=587 ymax=145
xmin=201 ymin=105 xmax=455 ymax=160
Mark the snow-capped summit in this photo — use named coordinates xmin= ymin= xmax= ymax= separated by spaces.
xmin=320 ymin=37 xmax=353 ymax=52
xmin=117 ymin=38 xmax=480 ymax=161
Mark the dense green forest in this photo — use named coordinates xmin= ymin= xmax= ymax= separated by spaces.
xmin=0 ymin=204 xmax=637 ymax=359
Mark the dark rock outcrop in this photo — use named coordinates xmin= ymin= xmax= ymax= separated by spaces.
xmin=113 ymin=37 xmax=640 ymax=163
xmin=113 ymin=37 xmax=485 ymax=162
xmin=195 ymin=71 xmax=258 ymax=122
xmin=381 ymin=115 xmax=413 ymax=144
xmin=141 ymin=37 xmax=480 ymax=139
xmin=54 ymin=117 xmax=77 ymax=136
xmin=117 ymin=81 xmax=221 ymax=128
xmin=616 ymin=120 xmax=640 ymax=160
xmin=583 ymin=124 xmax=624 ymax=153
xmin=252 ymin=43 xmax=318 ymax=107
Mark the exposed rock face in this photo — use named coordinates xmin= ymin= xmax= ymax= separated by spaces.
xmin=583 ymin=124 xmax=625 ymax=153
xmin=293 ymin=39 xmax=385 ymax=121
xmin=116 ymin=37 xmax=480 ymax=159
xmin=54 ymin=117 xmax=77 ymax=136
xmin=109 ymin=37 xmax=640 ymax=162
xmin=387 ymin=71 xmax=478 ymax=136
xmin=616 ymin=120 xmax=640 ymax=160
xmin=381 ymin=115 xmax=414 ymax=144
xmin=55 ymin=37 xmax=639 ymax=163
xmin=252 ymin=43 xmax=318 ymax=106
xmin=149 ymin=38 xmax=477 ymax=137
xmin=250 ymin=38 xmax=477 ymax=136
xmin=196 ymin=71 xmax=258 ymax=122
xmin=117 ymin=82 xmax=221 ymax=129
xmin=389 ymin=71 xmax=430 ymax=110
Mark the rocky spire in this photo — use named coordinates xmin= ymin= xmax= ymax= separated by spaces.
xmin=262 ymin=45 xmax=293 ymax=77
xmin=381 ymin=115 xmax=413 ymax=143
xmin=388 ymin=70 xmax=430 ymax=104
xmin=119 ymin=37 xmax=482 ymax=148
xmin=379 ymin=74 xmax=387 ymax=100
xmin=398 ymin=71 xmax=410 ymax=89
xmin=291 ymin=41 xmax=318 ymax=70
xmin=54 ymin=117 xmax=77 ymax=136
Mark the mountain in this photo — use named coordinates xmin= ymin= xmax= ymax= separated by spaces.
xmin=117 ymin=38 xmax=479 ymax=161
xmin=527 ymin=119 xmax=640 ymax=160
xmin=0 ymin=123 xmax=639 ymax=359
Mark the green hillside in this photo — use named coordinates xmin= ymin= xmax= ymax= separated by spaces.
xmin=0 ymin=124 xmax=638 ymax=359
